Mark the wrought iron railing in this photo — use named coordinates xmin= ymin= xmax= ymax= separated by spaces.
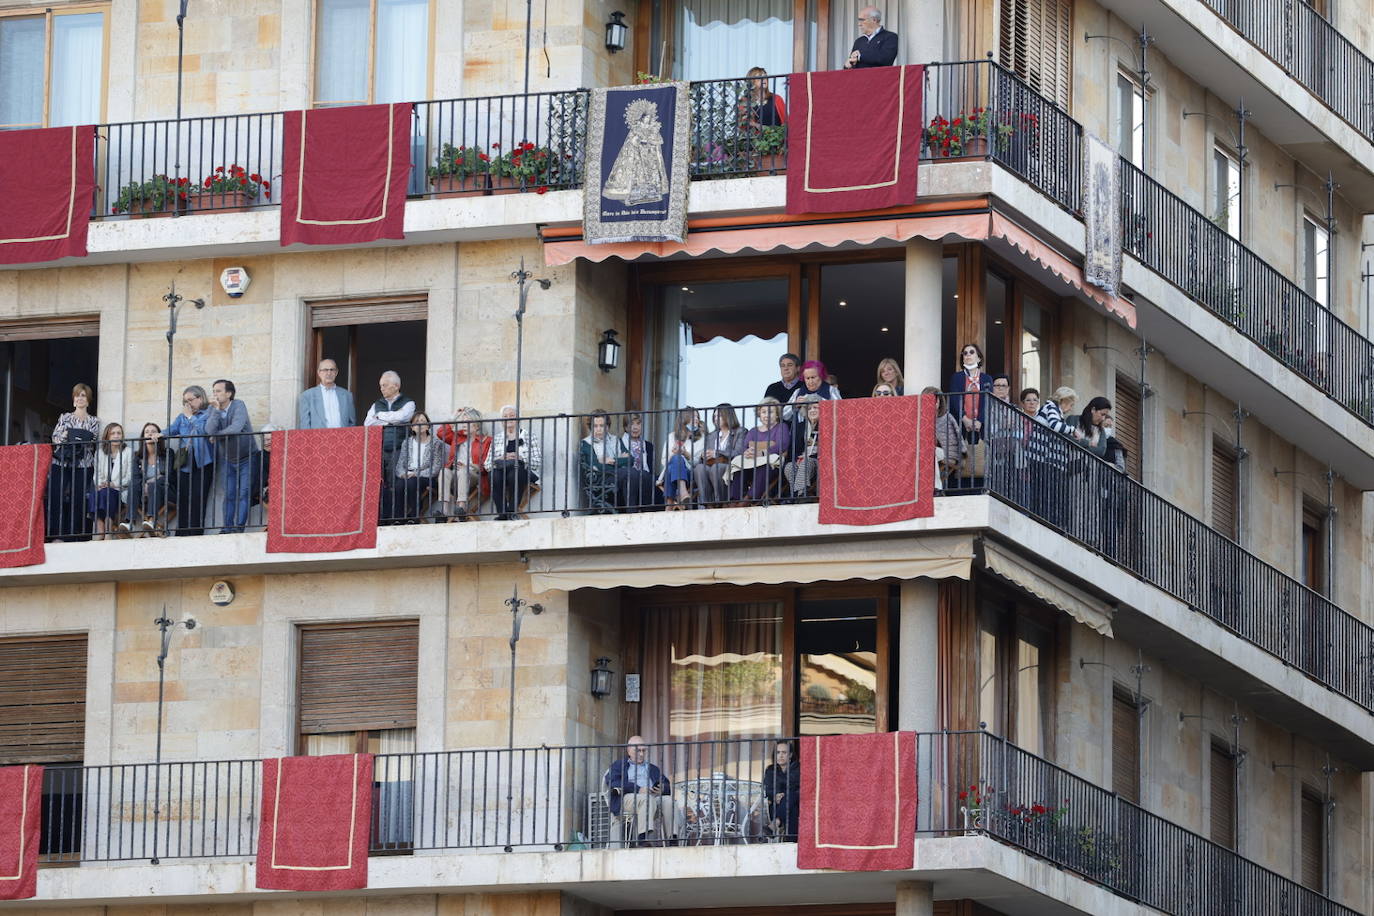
xmin=1200 ymin=0 xmax=1374 ymax=142
xmin=35 ymin=734 xmax=1359 ymax=916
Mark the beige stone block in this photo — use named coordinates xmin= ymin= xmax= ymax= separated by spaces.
xmin=114 ymin=680 xmax=185 ymax=704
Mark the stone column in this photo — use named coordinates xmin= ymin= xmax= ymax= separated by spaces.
xmin=896 ymin=879 xmax=935 ymax=916
xmin=900 ymin=0 xmax=945 ymax=65
xmin=904 ymin=238 xmax=944 ymax=391
xmin=899 ymin=579 xmax=939 ymax=836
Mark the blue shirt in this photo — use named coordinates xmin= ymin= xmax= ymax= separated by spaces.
xmin=166 ymin=409 xmax=213 ymax=468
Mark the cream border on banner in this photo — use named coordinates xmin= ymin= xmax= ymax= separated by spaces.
xmin=0 ymin=449 xmax=44 ymax=556
xmin=812 ymin=732 xmax=901 ymax=850
xmin=0 ymin=129 xmax=78 ymax=246
xmin=274 ymin=429 xmax=371 ymax=538
xmin=0 ymin=766 xmax=31 ymax=881
xmin=269 ymin=754 xmax=359 ymax=871
xmin=825 ymin=396 xmax=926 ymax=510
xmin=802 ymin=68 xmax=907 ymax=194
xmin=294 ymin=106 xmax=397 ymax=226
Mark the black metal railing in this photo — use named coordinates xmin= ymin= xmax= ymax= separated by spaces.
xmin=34 ymin=734 xmax=1358 ymax=916
xmin=959 ymin=394 xmax=1374 ymax=711
xmin=689 ymin=75 xmax=789 ymax=180
xmin=1201 ymin=0 xmax=1374 ymax=142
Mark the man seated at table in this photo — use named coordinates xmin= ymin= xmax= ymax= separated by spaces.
xmin=605 ymin=736 xmax=688 ymax=846
xmin=762 ymin=739 xmax=801 ymax=840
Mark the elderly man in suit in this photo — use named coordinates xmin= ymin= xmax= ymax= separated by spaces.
xmin=604 ymin=736 xmax=689 ymax=847
xmin=845 ymin=6 xmax=898 ymax=68
xmin=298 ymin=358 xmax=356 ymax=429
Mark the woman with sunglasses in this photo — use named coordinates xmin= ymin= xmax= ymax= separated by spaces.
xmin=947 ymin=343 xmax=992 ymax=442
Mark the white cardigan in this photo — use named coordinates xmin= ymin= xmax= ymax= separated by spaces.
xmin=93 ymin=446 xmax=133 ymax=495
xmin=656 ymin=435 xmax=705 ymax=484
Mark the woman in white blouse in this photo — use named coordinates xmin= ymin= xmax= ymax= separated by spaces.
xmin=391 ymin=412 xmax=448 ymax=522
xmin=90 ymin=422 xmax=132 ymax=540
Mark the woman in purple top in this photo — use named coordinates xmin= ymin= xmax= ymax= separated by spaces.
xmin=727 ymin=397 xmax=789 ymax=504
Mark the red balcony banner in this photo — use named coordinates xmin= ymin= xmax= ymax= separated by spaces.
xmin=0 ymin=126 xmax=95 ymax=266
xmin=256 ymin=753 xmax=373 ymax=891
xmin=280 ymin=103 xmax=412 ymax=246
xmin=266 ymin=426 xmax=382 ymax=553
xmin=797 ymin=732 xmax=916 ymax=871
xmin=785 ymin=66 xmax=923 ymax=214
xmin=818 ymin=394 xmax=935 ymax=525
xmin=0 ymin=765 xmax=42 ymax=899
xmin=0 ymin=445 xmax=51 ymax=569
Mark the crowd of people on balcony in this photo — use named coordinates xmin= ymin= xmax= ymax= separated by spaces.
xmin=35 ymin=338 xmax=1131 ymax=538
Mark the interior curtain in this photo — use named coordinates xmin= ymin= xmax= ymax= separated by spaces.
xmin=827 ymin=0 xmax=903 ymax=70
xmin=375 ymin=0 xmax=429 ymax=103
xmin=49 ymin=13 xmax=103 ymax=127
xmin=315 ymin=0 xmax=370 ymax=105
xmin=0 ymin=17 xmax=45 ymax=128
xmin=645 ymin=288 xmax=682 ymax=414
xmin=677 ymin=0 xmax=793 ymax=82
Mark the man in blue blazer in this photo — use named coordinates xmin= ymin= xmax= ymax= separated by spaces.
xmin=604 ymin=737 xmax=688 ymax=845
xmin=845 ymin=7 xmax=898 ymax=69
xmin=297 ymin=358 xmax=356 ymax=429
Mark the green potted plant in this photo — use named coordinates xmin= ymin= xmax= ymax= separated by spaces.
xmin=491 ymin=141 xmax=560 ymax=194
xmin=753 ymin=123 xmax=786 ymax=174
xmin=427 ymin=143 xmax=492 ymax=197
xmin=190 ymin=164 xmax=269 ymax=212
xmin=110 ymin=174 xmax=192 ymax=218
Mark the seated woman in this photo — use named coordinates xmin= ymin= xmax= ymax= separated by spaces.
xmin=692 ymin=404 xmax=743 ymax=507
xmin=90 ymin=422 xmax=132 ymax=540
xmin=659 ymin=407 xmax=704 ymax=510
xmin=486 ymin=406 xmax=542 ymax=520
xmin=726 ymin=397 xmax=788 ymax=504
xmin=926 ymin=387 xmax=964 ymax=490
xmin=437 ymin=407 xmax=492 ymax=520
xmin=132 ymin=422 xmax=173 ymax=536
xmin=783 ymin=395 xmax=822 ymax=500
xmin=391 ymin=412 xmax=448 ymax=522
xmin=875 ymin=358 xmax=905 ymax=396
xmin=761 ymin=739 xmax=801 ymax=841
xmin=579 ymin=410 xmax=626 ymax=513
xmin=618 ymin=413 xmax=661 ymax=511
xmin=782 ymin=360 xmax=840 ymax=422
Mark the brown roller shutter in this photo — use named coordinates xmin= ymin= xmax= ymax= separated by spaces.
xmin=0 ymin=316 xmax=100 ymax=341
xmin=1210 ymin=741 xmax=1236 ymax=849
xmin=1113 ymin=376 xmax=1142 ymax=480
xmin=1111 ymin=688 xmax=1139 ymax=804
xmin=1211 ymin=441 xmax=1239 ymax=540
xmin=310 ymin=296 xmax=427 ymax=328
xmin=298 ymin=622 xmax=418 ymax=734
xmin=998 ymin=0 xmax=1073 ymax=110
xmin=0 ymin=635 xmax=87 ymax=763
xmin=1300 ymin=790 xmax=1325 ymax=891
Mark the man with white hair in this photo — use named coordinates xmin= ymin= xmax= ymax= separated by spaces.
xmin=845 ymin=6 xmax=898 ymax=69
xmin=363 ymin=370 xmax=415 ymax=480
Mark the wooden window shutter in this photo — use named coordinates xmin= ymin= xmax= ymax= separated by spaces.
xmin=0 ymin=635 xmax=87 ymax=764
xmin=1211 ymin=440 xmax=1239 ymax=540
xmin=1300 ymin=790 xmax=1325 ymax=890
xmin=998 ymin=0 xmax=1072 ymax=109
xmin=0 ymin=316 xmax=100 ymax=341
xmin=1209 ymin=741 xmax=1236 ymax=849
xmin=1113 ymin=376 xmax=1142 ymax=480
xmin=1111 ymin=688 xmax=1139 ymax=804
xmin=310 ymin=296 xmax=428 ymax=328
xmin=299 ymin=622 xmax=419 ymax=734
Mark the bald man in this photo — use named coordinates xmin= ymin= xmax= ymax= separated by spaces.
xmin=845 ymin=7 xmax=899 ymax=69
xmin=604 ymin=736 xmax=688 ymax=846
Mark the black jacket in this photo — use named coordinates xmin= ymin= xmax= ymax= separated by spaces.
xmin=850 ymin=28 xmax=899 ymax=68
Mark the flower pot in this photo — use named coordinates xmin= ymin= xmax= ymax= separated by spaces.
xmin=756 ymin=152 xmax=786 ymax=174
xmin=429 ymin=173 xmax=491 ymax=198
xmin=124 ymin=199 xmax=178 ymax=219
xmin=187 ymin=190 xmax=253 ymax=213
xmin=962 ymin=136 xmax=989 ymax=157
xmin=488 ymin=174 xmax=525 ymax=195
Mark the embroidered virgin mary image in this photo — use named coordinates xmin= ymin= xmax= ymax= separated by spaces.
xmin=603 ymin=98 xmax=669 ymax=206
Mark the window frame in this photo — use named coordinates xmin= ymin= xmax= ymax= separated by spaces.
xmin=975 ymin=589 xmax=1057 ymax=759
xmin=0 ymin=4 xmax=110 ymax=130
xmin=1115 ymin=68 xmax=1146 ymax=168
xmin=1301 ymin=213 xmax=1331 ymax=310
xmin=1211 ymin=143 xmax=1242 ymax=239
xmin=308 ymin=0 xmax=436 ymax=109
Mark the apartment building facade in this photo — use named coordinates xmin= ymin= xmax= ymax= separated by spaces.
xmin=3 ymin=0 xmax=1374 ymax=914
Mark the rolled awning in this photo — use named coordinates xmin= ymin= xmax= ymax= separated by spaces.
xmin=527 ymin=533 xmax=975 ymax=591
xmin=543 ymin=210 xmax=1135 ymax=327
xmin=982 ymin=540 xmax=1115 ymax=637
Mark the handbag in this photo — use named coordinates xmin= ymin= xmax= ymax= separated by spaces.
xmin=172 ymin=446 xmax=191 ymax=472
xmin=963 ymin=439 xmax=987 ymax=478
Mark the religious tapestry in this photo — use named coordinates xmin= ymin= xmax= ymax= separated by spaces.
xmin=583 ymin=83 xmax=691 ymax=244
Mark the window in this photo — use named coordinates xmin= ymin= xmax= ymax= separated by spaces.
xmin=797 ymin=597 xmax=880 ymax=735
xmin=310 ymin=296 xmax=427 ymax=425
xmin=1301 ymin=501 xmax=1327 ymax=595
xmin=0 ymin=317 xmax=100 ymax=445
xmin=0 ymin=635 xmax=87 ymax=860
xmin=1116 ymin=72 xmax=1145 ymax=167
xmin=1019 ymin=296 xmax=1049 ymax=397
xmin=313 ymin=0 xmax=429 ymax=107
xmin=1300 ymin=789 xmax=1326 ymax=892
xmin=0 ymin=7 xmax=106 ymax=130
xmin=1302 ymin=215 xmax=1330 ymax=310
xmin=1209 ymin=740 xmax=1236 ymax=849
xmin=998 ymin=0 xmax=1072 ymax=109
xmin=1211 ymin=440 xmax=1239 ymax=540
xmin=977 ymin=603 xmax=1054 ymax=757
xmin=1111 ymin=688 xmax=1140 ymax=804
xmin=1112 ymin=376 xmax=1142 ymax=481
xmin=1212 ymin=145 xmax=1241 ymax=238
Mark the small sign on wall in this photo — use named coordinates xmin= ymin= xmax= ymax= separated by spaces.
xmin=624 ymin=673 xmax=640 ymax=703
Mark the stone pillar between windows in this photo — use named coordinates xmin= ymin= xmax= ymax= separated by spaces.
xmin=900 ymin=0 xmax=945 ymax=65
xmin=896 ymin=879 xmax=935 ymax=915
xmin=904 ymin=238 xmax=943 ymax=390
xmin=899 ymin=578 xmax=939 ymax=835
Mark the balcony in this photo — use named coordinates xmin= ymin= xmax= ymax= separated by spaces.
xmin=29 ymin=733 xmax=1358 ymax=916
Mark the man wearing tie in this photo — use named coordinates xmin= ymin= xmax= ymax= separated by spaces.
xmin=297 ymin=358 xmax=356 ymax=429
xmin=845 ymin=7 xmax=898 ymax=69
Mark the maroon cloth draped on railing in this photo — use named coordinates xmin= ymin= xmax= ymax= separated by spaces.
xmin=266 ymin=427 xmax=382 ymax=553
xmin=0 ymin=765 xmax=42 ymax=899
xmin=0 ymin=127 xmax=95 ymax=266
xmin=785 ymin=66 xmax=923 ymax=214
xmin=0 ymin=445 xmax=51 ymax=569
xmin=818 ymin=395 xmax=934 ymax=525
xmin=797 ymin=732 xmax=915 ymax=870
xmin=280 ymin=104 xmax=412 ymax=246
xmin=256 ymin=753 xmax=373 ymax=890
